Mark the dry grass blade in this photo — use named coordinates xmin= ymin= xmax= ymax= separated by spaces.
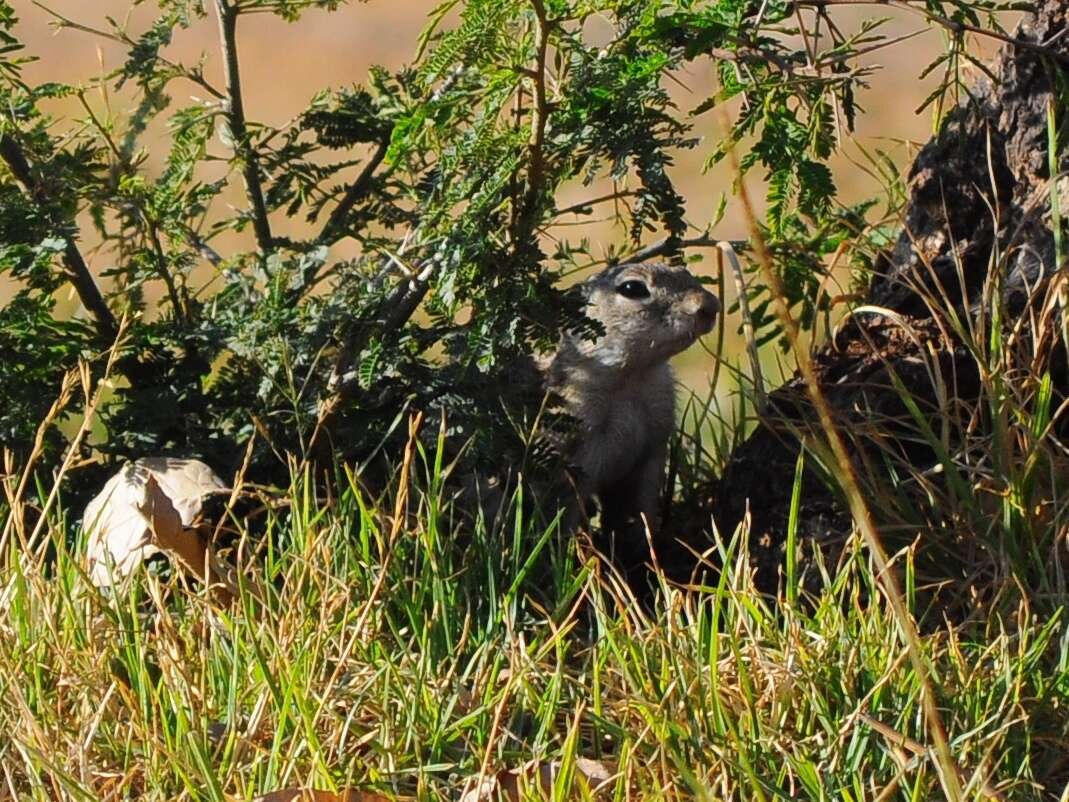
xmin=460 ymin=757 xmax=615 ymax=801
xmin=2 ymin=322 xmax=128 ymax=577
xmin=719 ymin=241 xmax=767 ymax=413
xmin=722 ymin=115 xmax=967 ymax=800
xmin=253 ymin=791 xmax=394 ymax=802
xmin=860 ymin=714 xmax=1008 ymax=801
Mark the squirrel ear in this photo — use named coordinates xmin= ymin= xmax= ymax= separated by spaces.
xmin=581 ymin=263 xmax=625 ymax=296
xmin=571 ymin=280 xmax=595 ymax=302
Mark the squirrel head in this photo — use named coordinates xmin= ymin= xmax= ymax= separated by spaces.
xmin=572 ymin=261 xmax=720 ymax=372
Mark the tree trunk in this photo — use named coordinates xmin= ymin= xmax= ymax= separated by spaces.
xmin=688 ymin=0 xmax=1069 ymax=592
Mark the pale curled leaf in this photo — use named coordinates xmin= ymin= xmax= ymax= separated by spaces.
xmin=83 ymin=457 xmax=228 ymax=587
xmin=138 ymin=456 xmax=228 ymax=522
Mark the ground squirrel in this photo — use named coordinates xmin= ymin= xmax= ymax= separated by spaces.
xmin=540 ymin=261 xmax=719 ymax=572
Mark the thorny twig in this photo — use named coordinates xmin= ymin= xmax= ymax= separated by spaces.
xmin=554 ymin=190 xmax=637 ymax=217
xmin=0 ymin=134 xmax=118 ymax=340
xmin=623 ymin=234 xmax=746 ymax=263
xmin=889 ymin=0 xmax=1069 ymax=67
xmin=519 ymin=0 xmax=552 ymax=228
xmin=182 ymin=226 xmax=224 ymax=267
xmin=32 ymin=2 xmax=226 ymax=100
xmin=793 ymin=0 xmax=1069 ymax=67
xmin=213 ymin=0 xmax=274 ymax=252
xmin=318 ymin=141 xmax=390 ymax=245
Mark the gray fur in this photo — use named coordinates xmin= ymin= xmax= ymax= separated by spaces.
xmin=541 ymin=261 xmax=720 ymax=539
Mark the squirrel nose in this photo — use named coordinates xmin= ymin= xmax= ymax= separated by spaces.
xmin=686 ymin=290 xmax=720 ymax=333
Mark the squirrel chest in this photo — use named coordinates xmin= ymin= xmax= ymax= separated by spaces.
xmin=556 ymin=362 xmax=677 ymax=493
xmin=536 ymin=260 xmax=719 ymax=535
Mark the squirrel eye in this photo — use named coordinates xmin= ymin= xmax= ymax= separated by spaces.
xmin=616 ymin=280 xmax=650 ymax=300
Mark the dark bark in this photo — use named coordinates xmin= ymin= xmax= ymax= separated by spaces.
xmin=679 ymin=0 xmax=1069 ymax=591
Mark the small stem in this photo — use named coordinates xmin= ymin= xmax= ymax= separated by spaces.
xmin=309 ymin=235 xmax=427 ymax=459
xmin=554 ymin=190 xmax=637 ymax=217
xmin=519 ymin=0 xmax=551 ymax=228
xmin=33 ymin=1 xmax=225 ymax=99
xmin=75 ymin=91 xmax=190 ymax=324
xmin=794 ymin=0 xmax=1069 ymax=66
xmin=181 ymin=226 xmax=224 ymax=267
xmin=0 ymin=134 xmax=118 ymax=341
xmin=893 ymin=0 xmax=1069 ymax=67
xmin=812 ymin=27 xmax=926 ymax=70
xmin=328 ymin=262 xmax=435 ymax=399
xmin=795 ymin=4 xmax=818 ymax=70
xmin=213 ymin=0 xmax=273 ymax=252
xmin=318 ymin=141 xmax=389 ymax=245
xmin=710 ymin=45 xmax=798 ymax=74
xmin=719 ymin=242 xmax=767 ymax=413
xmin=149 ymin=223 xmax=188 ymax=324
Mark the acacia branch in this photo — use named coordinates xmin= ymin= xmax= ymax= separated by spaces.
xmin=327 ymin=262 xmax=434 ymax=401
xmin=889 ymin=0 xmax=1069 ymax=67
xmin=148 ymin=224 xmax=188 ymax=324
xmin=309 ymin=249 xmax=432 ymax=461
xmin=519 ymin=0 xmax=551 ymax=226
xmin=793 ymin=0 xmax=1069 ymax=67
xmin=0 ymin=134 xmax=118 ymax=341
xmin=710 ymin=45 xmax=799 ymax=73
xmin=33 ymin=2 xmax=226 ymax=100
xmin=554 ymin=190 xmax=636 ymax=217
xmin=623 ymin=234 xmax=746 ymax=263
xmin=213 ymin=0 xmax=273 ymax=252
xmin=318 ymin=141 xmax=389 ymax=244
xmin=710 ymin=26 xmax=925 ymax=75
xmin=182 ymin=226 xmax=224 ymax=267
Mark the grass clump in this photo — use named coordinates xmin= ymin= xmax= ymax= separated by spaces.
xmin=1 ymin=417 xmax=1068 ymax=801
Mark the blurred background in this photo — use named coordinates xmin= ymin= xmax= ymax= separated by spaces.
xmin=10 ymin=1 xmax=1004 ymax=397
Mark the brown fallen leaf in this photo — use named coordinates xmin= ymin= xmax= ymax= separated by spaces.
xmin=83 ymin=457 xmax=229 ymax=589
xmin=459 ymin=758 xmax=615 ymax=801
xmin=252 ymin=790 xmax=393 ymax=802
